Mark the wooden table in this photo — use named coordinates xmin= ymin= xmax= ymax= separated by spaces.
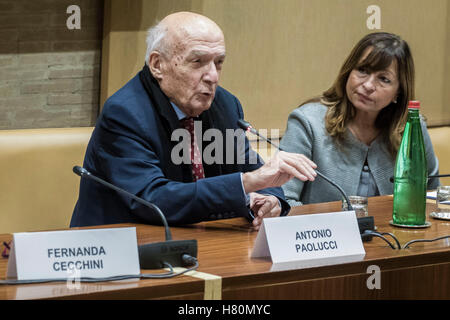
xmin=1 ymin=196 xmax=449 ymax=300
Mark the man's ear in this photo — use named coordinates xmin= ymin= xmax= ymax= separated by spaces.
xmin=148 ymin=51 xmax=164 ymax=81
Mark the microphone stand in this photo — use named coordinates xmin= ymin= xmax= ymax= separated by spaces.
xmin=73 ymin=166 xmax=197 ymax=269
xmin=390 ymin=174 xmax=450 ymax=183
xmin=238 ymin=120 xmax=353 ymax=211
xmin=73 ymin=166 xmax=172 ymax=240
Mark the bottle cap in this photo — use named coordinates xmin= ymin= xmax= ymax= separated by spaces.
xmin=408 ymin=100 xmax=420 ymax=109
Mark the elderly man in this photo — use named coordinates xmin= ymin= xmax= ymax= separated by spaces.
xmin=70 ymin=12 xmax=316 ymax=230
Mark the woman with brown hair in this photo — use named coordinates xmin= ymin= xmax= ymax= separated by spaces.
xmin=280 ymin=32 xmax=439 ymax=207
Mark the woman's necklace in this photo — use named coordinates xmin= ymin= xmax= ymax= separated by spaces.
xmin=348 ymin=124 xmax=379 ymax=146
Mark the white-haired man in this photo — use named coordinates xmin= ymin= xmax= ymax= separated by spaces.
xmin=71 ymin=12 xmax=316 ymax=230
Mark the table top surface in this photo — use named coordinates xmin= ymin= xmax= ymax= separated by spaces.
xmin=1 ymin=195 xmax=449 ymax=299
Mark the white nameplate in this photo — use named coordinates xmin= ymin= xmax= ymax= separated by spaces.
xmin=251 ymin=211 xmax=366 ymax=271
xmin=7 ymin=227 xmax=140 ymax=281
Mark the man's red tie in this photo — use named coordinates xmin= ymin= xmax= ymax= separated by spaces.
xmin=180 ymin=118 xmax=205 ymax=181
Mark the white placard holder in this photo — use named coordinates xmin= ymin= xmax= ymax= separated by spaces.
xmin=6 ymin=227 xmax=140 ymax=281
xmin=251 ymin=211 xmax=366 ymax=271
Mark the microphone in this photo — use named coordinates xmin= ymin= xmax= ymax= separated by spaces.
xmin=73 ymin=166 xmax=197 ymax=269
xmin=237 ymin=120 xmax=378 ymax=241
xmin=389 ymin=174 xmax=450 ymax=183
xmin=238 ymin=119 xmax=283 ymax=151
xmin=73 ymin=166 xmax=172 ymax=240
xmin=237 ymin=119 xmax=353 ymax=211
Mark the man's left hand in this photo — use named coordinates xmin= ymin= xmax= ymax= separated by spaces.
xmin=249 ymin=193 xmax=282 ymax=230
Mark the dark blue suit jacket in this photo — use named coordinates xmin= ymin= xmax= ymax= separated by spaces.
xmin=70 ymin=69 xmax=290 ymax=227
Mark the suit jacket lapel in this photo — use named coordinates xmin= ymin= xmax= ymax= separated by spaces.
xmin=139 ymin=65 xmax=180 ymax=133
xmin=139 ymin=66 xmax=193 ymax=182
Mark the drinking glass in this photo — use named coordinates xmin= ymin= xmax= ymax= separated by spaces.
xmin=436 ymin=186 xmax=450 ymax=214
xmin=342 ymin=196 xmax=368 ymax=218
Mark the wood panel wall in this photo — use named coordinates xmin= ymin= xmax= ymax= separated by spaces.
xmin=101 ymin=0 xmax=450 ymax=132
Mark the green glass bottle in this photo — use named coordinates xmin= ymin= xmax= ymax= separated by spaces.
xmin=392 ymin=101 xmax=428 ymax=226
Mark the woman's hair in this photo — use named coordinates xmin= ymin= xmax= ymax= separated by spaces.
xmin=311 ymin=32 xmax=415 ymax=156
